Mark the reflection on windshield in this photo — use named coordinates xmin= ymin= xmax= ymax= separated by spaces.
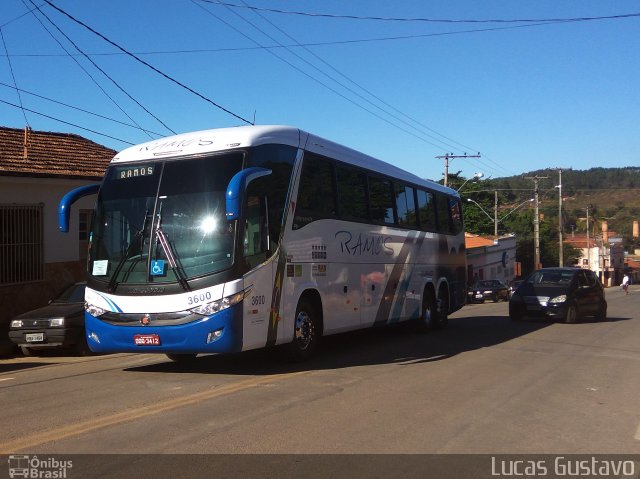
xmin=528 ymin=271 xmax=574 ymax=285
xmin=89 ymin=153 xmax=243 ymax=287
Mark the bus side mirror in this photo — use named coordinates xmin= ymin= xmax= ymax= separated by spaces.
xmin=226 ymin=167 xmax=272 ymax=221
xmin=58 ymin=184 xmax=100 ymax=232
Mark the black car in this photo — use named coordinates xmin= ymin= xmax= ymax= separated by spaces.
xmin=509 ymin=268 xmax=607 ymax=323
xmin=9 ymin=282 xmax=90 ymax=356
xmin=508 ymin=280 xmax=523 ymax=298
xmin=467 ymin=279 xmax=510 ymax=303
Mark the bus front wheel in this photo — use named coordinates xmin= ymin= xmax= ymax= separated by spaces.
xmin=166 ymin=353 xmax=198 ymax=363
xmin=284 ymin=300 xmax=320 ymax=361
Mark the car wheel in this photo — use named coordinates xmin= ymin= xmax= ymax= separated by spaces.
xmin=284 ymin=300 xmax=320 ymax=361
xmin=509 ymin=309 xmax=522 ymax=321
xmin=166 ymin=353 xmax=198 ymax=363
xmin=565 ymin=304 xmax=578 ymax=323
xmin=20 ymin=346 xmax=35 ymax=357
xmin=75 ymin=334 xmax=92 ymax=356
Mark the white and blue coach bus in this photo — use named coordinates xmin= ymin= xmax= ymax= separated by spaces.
xmin=59 ymin=125 xmax=466 ymax=362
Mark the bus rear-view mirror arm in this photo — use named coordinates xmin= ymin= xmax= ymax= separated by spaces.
xmin=225 ymin=167 xmax=272 ymax=221
xmin=58 ymin=184 xmax=100 ymax=232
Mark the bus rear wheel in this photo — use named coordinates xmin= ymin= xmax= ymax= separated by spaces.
xmin=284 ymin=300 xmax=320 ymax=361
xmin=416 ymin=289 xmax=438 ymax=332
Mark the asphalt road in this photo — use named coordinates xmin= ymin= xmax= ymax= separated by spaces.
xmin=1 ymin=286 xmax=639 ymax=464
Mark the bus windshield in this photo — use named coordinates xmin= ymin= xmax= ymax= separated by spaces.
xmin=89 ymin=153 xmax=244 ymax=287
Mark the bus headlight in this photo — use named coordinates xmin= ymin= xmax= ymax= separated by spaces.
xmin=85 ymin=301 xmax=107 ymax=317
xmin=190 ymin=290 xmax=248 ymax=316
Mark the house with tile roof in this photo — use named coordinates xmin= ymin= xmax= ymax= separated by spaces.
xmin=465 ymin=232 xmax=517 ymax=286
xmin=563 ymin=222 xmax=625 ymax=287
xmin=0 ymin=126 xmax=115 ymax=351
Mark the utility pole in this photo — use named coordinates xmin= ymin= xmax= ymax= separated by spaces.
xmin=557 ymin=169 xmax=563 ymax=267
xmin=586 ymin=205 xmax=590 ymax=267
xmin=525 ymin=175 xmax=548 ymax=270
xmin=494 ymin=190 xmax=498 ymax=236
xmin=436 ymin=152 xmax=481 ymax=187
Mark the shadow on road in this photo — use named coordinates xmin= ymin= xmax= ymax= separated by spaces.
xmin=124 ymin=314 xmax=553 ymax=376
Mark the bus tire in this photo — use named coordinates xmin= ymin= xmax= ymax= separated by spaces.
xmin=437 ymin=289 xmax=449 ymax=328
xmin=416 ymin=289 xmax=438 ymax=332
xmin=284 ymin=300 xmax=320 ymax=361
xmin=166 ymin=353 xmax=198 ymax=363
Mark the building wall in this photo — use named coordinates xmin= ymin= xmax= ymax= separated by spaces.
xmin=0 ymin=176 xmax=99 ymax=324
xmin=466 ymin=236 xmax=517 ymax=284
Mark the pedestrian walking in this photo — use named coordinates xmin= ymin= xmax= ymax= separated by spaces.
xmin=622 ymin=273 xmax=630 ymax=295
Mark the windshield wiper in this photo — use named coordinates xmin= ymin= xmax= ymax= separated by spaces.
xmin=108 ymin=209 xmax=150 ymax=293
xmin=154 ymin=203 xmax=191 ymax=291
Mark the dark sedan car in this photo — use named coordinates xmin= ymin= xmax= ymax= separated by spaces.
xmin=467 ymin=279 xmax=510 ymax=303
xmin=9 ymin=282 xmax=89 ymax=356
xmin=509 ymin=268 xmax=607 ymax=323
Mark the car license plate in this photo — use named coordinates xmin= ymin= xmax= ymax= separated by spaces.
xmin=134 ymin=334 xmax=161 ymax=346
xmin=25 ymin=333 xmax=44 ymax=342
xmin=475 ymin=294 xmax=483 ymax=299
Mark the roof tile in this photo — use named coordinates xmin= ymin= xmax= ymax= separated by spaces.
xmin=0 ymin=126 xmax=115 ymax=179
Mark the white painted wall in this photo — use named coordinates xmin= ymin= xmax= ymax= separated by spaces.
xmin=0 ymin=176 xmax=100 ymax=263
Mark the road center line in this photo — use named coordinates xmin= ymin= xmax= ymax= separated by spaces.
xmin=0 ymin=378 xmax=15 ymax=382
xmin=635 ymin=422 xmax=640 ymax=441
xmin=0 ymin=371 xmax=308 ymax=453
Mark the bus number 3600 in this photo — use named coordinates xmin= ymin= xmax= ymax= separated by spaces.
xmin=187 ymin=292 xmax=212 ymax=305
xmin=251 ymin=295 xmax=266 ymax=306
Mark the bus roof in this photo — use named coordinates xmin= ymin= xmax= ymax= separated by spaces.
xmin=112 ymin=125 xmax=457 ymax=197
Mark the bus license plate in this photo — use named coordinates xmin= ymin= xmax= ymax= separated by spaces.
xmin=26 ymin=333 xmax=44 ymax=342
xmin=134 ymin=334 xmax=161 ymax=346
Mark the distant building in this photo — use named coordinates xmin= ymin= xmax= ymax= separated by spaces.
xmin=0 ymin=126 xmax=114 ymax=330
xmin=564 ymin=221 xmax=625 ymax=287
xmin=465 ymin=233 xmax=517 ymax=285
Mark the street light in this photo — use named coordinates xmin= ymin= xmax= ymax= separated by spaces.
xmin=456 ymin=172 xmax=484 ymax=192
xmin=467 ymin=198 xmax=534 ymax=236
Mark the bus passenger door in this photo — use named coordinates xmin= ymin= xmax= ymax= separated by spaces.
xmin=241 ymin=194 xmax=274 ymax=350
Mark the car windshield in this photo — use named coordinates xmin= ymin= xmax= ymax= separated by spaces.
xmin=53 ymin=284 xmax=86 ymax=303
xmin=476 ymin=281 xmax=496 ymax=288
xmin=527 ymin=270 xmax=574 ymax=286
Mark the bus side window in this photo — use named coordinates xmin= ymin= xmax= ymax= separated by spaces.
xmin=435 ymin=193 xmax=453 ymax=234
xmin=395 ymin=183 xmax=417 ymax=228
xmin=336 ymin=165 xmax=368 ymax=221
xmin=417 ymin=189 xmax=436 ymax=232
xmin=450 ymin=198 xmax=463 ymax=235
xmin=369 ymin=176 xmax=395 ymax=225
xmin=294 ymin=153 xmax=336 ymax=229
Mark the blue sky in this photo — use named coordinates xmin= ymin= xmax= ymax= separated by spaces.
xmin=1 ymin=1 xmax=638 ymax=182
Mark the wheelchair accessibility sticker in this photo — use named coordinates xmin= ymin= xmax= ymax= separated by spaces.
xmin=150 ymin=260 xmax=166 ymax=276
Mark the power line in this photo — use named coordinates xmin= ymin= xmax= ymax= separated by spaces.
xmin=22 ymin=0 xmax=157 ymax=139
xmin=0 ymin=28 xmax=30 ymax=127
xmin=204 ymin=2 xmax=640 ymax=24
xmin=27 ymin=0 xmax=174 ymax=136
xmin=0 ymin=98 xmax=134 ymax=145
xmin=226 ymin=0 xmax=473 ymax=154
xmin=42 ymin=0 xmax=253 ymax=126
xmin=192 ymin=0 xmax=451 ymax=150
xmin=0 ymin=81 xmax=165 ymax=136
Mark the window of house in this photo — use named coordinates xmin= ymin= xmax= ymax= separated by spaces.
xmin=0 ymin=204 xmax=44 ymax=285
